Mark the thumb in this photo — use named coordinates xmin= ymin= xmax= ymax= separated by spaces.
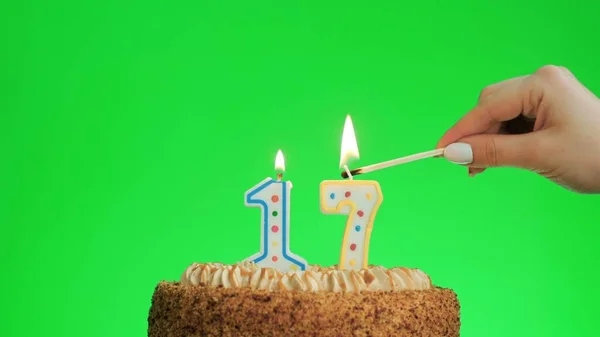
xmin=454 ymin=133 xmax=546 ymax=169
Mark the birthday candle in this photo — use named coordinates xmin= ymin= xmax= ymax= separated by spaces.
xmin=320 ymin=116 xmax=383 ymax=270
xmin=244 ymin=150 xmax=307 ymax=272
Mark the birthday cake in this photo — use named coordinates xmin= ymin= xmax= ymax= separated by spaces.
xmin=148 ymin=262 xmax=460 ymax=337
xmin=148 ymin=117 xmax=460 ymax=336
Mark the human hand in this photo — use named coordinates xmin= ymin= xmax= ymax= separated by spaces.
xmin=437 ymin=65 xmax=600 ymax=193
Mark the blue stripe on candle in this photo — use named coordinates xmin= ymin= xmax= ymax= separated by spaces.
xmin=246 ymin=179 xmax=306 ymax=270
xmin=245 ymin=180 xmax=271 ymax=264
xmin=281 ymin=182 xmax=306 ymax=271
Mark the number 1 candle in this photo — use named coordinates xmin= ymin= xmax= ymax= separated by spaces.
xmin=320 ymin=116 xmax=383 ymax=270
xmin=244 ymin=150 xmax=308 ymax=272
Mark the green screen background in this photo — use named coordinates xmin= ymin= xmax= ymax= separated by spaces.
xmin=3 ymin=1 xmax=600 ymax=336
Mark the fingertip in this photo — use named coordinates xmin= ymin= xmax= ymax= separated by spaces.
xmin=436 ymin=130 xmax=459 ymax=149
xmin=445 ymin=143 xmax=474 ymax=164
xmin=470 ymin=167 xmax=486 ymax=177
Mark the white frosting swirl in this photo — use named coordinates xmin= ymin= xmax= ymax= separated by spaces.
xmin=180 ymin=262 xmax=432 ymax=293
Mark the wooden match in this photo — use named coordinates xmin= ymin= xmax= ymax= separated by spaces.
xmin=341 ymin=148 xmax=445 ymax=178
xmin=339 ymin=143 xmax=473 ymax=179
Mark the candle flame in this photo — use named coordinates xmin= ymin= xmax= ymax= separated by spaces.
xmin=275 ymin=149 xmax=285 ymax=172
xmin=339 ymin=115 xmax=359 ymax=168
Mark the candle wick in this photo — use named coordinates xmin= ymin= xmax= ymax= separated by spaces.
xmin=276 ymin=173 xmax=283 ymax=181
xmin=343 ymin=165 xmax=353 ymax=180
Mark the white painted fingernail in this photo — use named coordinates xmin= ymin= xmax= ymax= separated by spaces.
xmin=444 ymin=143 xmax=473 ymax=164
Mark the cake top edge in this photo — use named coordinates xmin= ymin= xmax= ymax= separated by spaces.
xmin=184 ymin=261 xmax=428 ymax=272
xmin=180 ymin=261 xmax=433 ymax=293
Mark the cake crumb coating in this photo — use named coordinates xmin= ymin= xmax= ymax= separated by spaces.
xmin=148 ymin=281 xmax=460 ymax=337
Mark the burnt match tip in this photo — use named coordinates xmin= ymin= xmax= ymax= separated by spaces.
xmin=341 ymin=169 xmax=362 ymax=179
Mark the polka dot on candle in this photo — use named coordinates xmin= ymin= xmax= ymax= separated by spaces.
xmin=272 ymin=225 xmax=279 ymax=233
xmin=366 ymin=193 xmax=372 ymax=200
xmin=272 ymin=256 xmax=278 ymax=262
xmin=350 ymin=243 xmax=356 ymax=251
xmin=271 ymin=195 xmax=279 ymax=203
xmin=329 ymin=193 xmax=335 ymax=199
xmin=272 ymin=211 xmax=278 ymax=217
xmin=345 ymin=191 xmax=351 ymax=197
xmin=349 ymin=259 xmax=356 ymax=267
xmin=272 ymin=241 xmax=278 ymax=247
xmin=291 ymin=265 xmax=298 ymax=271
xmin=355 ymin=225 xmax=361 ymax=232
xmin=357 ymin=210 xmax=364 ymax=217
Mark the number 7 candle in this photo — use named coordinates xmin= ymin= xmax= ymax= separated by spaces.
xmin=320 ymin=115 xmax=383 ymax=270
xmin=244 ymin=150 xmax=308 ymax=272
